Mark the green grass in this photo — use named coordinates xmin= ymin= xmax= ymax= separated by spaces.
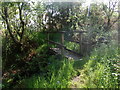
xmin=79 ymin=42 xmax=119 ymax=88
xmin=13 ymin=41 xmax=119 ymax=88
xmin=19 ymin=57 xmax=77 ymax=88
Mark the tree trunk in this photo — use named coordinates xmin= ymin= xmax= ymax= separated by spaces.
xmin=2 ymin=6 xmax=19 ymax=45
xmin=18 ymin=3 xmax=25 ymax=43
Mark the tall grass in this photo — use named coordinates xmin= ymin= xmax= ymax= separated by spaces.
xmin=15 ymin=41 xmax=119 ymax=88
xmin=21 ymin=57 xmax=76 ymax=88
xmin=79 ymin=42 xmax=119 ymax=88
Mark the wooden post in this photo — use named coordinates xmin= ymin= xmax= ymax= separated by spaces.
xmin=79 ymin=32 xmax=82 ymax=55
xmin=86 ymin=40 xmax=88 ymax=56
xmin=61 ymin=32 xmax=64 ymax=55
xmin=118 ymin=1 xmax=120 ymax=51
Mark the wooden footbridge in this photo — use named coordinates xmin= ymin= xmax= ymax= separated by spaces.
xmin=43 ymin=30 xmax=94 ymax=60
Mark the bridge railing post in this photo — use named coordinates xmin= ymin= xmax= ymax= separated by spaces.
xmin=61 ymin=32 xmax=64 ymax=56
xmin=79 ymin=32 xmax=82 ymax=55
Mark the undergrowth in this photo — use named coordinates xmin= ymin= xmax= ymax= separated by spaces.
xmin=65 ymin=41 xmax=80 ymax=52
xmin=18 ymin=57 xmax=76 ymax=88
xmin=79 ymin=42 xmax=119 ymax=88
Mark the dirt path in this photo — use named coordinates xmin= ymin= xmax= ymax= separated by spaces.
xmin=70 ymin=75 xmax=81 ymax=88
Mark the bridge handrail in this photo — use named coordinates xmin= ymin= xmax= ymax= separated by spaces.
xmin=43 ymin=30 xmax=87 ymax=33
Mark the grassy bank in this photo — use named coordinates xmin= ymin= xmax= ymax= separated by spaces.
xmin=78 ymin=42 xmax=119 ymax=88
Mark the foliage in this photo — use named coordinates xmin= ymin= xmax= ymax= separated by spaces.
xmin=2 ymin=42 xmax=49 ymax=88
xmin=79 ymin=42 xmax=119 ymax=88
xmin=1 ymin=0 xmax=119 ymax=89
xmin=17 ymin=57 xmax=76 ymax=88
xmin=65 ymin=41 xmax=80 ymax=52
